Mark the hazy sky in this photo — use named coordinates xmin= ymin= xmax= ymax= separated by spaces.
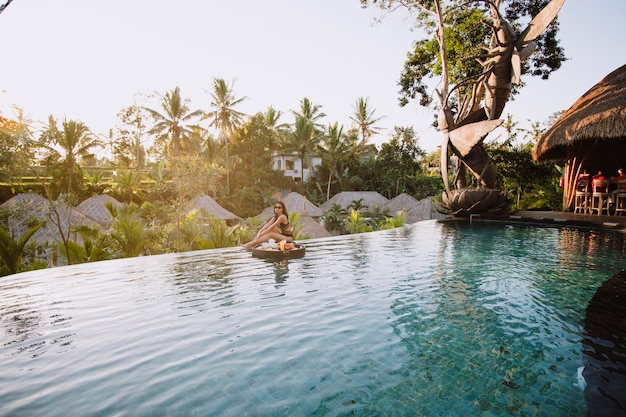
xmin=1 ymin=0 xmax=624 ymax=153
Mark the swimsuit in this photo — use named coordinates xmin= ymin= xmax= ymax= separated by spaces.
xmin=279 ymin=220 xmax=293 ymax=237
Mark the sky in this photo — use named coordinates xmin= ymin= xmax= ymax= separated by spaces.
xmin=0 ymin=0 xmax=624 ymax=154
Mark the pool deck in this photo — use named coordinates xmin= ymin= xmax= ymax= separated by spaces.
xmin=465 ymin=210 xmax=626 ymax=232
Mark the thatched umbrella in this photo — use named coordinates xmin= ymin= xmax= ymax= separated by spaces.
xmin=533 ymin=64 xmax=626 ymax=210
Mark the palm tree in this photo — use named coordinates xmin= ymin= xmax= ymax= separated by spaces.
xmin=349 ymin=97 xmax=384 ymax=151
xmin=0 ymin=224 xmax=40 ymax=275
xmin=292 ymin=97 xmax=326 ymax=127
xmin=264 ymin=106 xmax=289 ymax=151
xmin=107 ymin=202 xmax=150 ymax=258
xmin=283 ymin=115 xmax=322 ymax=183
xmin=203 ymin=78 xmax=246 ymax=194
xmin=143 ymin=86 xmax=204 ymax=159
xmin=319 ymin=122 xmax=349 ymax=201
xmin=113 ymin=169 xmax=142 ymax=203
xmin=40 ymin=117 xmax=100 ymax=196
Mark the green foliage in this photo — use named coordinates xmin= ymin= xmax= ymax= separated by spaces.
xmin=362 ymin=0 xmax=566 ymax=109
xmin=321 ymin=203 xmax=346 ymax=235
xmin=0 ymin=224 xmax=40 ymax=276
xmin=108 ymin=202 xmax=151 ymax=258
xmin=378 ymin=210 xmax=406 ymax=230
xmin=60 ymin=224 xmax=113 ymax=264
xmin=345 ymin=209 xmax=373 ymax=234
xmin=488 ymin=142 xmax=559 ymax=210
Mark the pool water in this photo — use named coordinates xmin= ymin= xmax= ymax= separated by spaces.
xmin=1 ymin=220 xmax=625 ymax=416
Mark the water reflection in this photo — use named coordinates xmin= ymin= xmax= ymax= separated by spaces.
xmin=0 ymin=284 xmax=74 ymax=359
xmin=583 ymin=270 xmax=626 ymax=416
xmin=274 ymin=260 xmax=289 ymax=284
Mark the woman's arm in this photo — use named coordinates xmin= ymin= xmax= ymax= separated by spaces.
xmin=257 ymin=215 xmax=285 ymax=235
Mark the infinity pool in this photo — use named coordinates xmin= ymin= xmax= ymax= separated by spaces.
xmin=1 ymin=220 xmax=625 ymax=416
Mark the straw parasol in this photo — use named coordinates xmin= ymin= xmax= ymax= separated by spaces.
xmin=533 ymin=64 xmax=626 ymax=210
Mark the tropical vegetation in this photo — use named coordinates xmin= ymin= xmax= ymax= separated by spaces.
xmin=0 ymin=0 xmax=568 ymax=275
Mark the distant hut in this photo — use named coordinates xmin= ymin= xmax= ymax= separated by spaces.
xmin=297 ymin=212 xmax=332 ymax=239
xmin=258 ymin=192 xmax=324 ymax=219
xmin=1 ymin=193 xmax=97 ymax=244
xmin=187 ymin=194 xmax=243 ymax=224
xmin=77 ymin=194 xmax=122 ymax=227
xmin=319 ymin=191 xmax=389 ymax=213
xmin=385 ymin=194 xmax=449 ymax=223
xmin=533 ymin=64 xmax=626 ymax=210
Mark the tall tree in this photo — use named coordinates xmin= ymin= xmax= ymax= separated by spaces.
xmin=115 ymin=104 xmax=148 ymax=170
xmin=349 ymin=97 xmax=384 ymax=151
xmin=39 ymin=117 xmax=100 ymax=196
xmin=291 ymin=97 xmax=326 ymax=130
xmin=283 ymin=115 xmax=322 ymax=183
xmin=361 ymin=0 xmax=565 ymax=110
xmin=203 ymin=78 xmax=246 ymax=194
xmin=0 ymin=106 xmax=35 ymax=180
xmin=264 ymin=106 xmax=289 ymax=151
xmin=143 ymin=86 xmax=204 ymax=160
xmin=318 ymin=122 xmax=349 ymax=201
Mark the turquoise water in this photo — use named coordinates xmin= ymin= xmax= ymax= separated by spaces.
xmin=1 ymin=220 xmax=625 ymax=416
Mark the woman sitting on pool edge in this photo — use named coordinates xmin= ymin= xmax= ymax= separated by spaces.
xmin=242 ymin=201 xmax=293 ymax=249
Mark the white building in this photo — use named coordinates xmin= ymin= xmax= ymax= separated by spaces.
xmin=272 ymin=152 xmax=322 ymax=183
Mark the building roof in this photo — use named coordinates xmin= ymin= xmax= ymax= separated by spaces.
xmin=319 ymin=191 xmax=389 ymax=212
xmin=385 ymin=194 xmax=450 ymax=223
xmin=1 ymin=193 xmax=98 ymax=244
xmin=76 ymin=194 xmax=122 ymax=226
xmin=296 ymin=213 xmax=331 ymax=239
xmin=258 ymin=192 xmax=324 ymax=219
xmin=533 ymin=64 xmax=626 ymax=162
xmin=187 ymin=194 xmax=243 ymax=222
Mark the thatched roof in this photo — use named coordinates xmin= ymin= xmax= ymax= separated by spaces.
xmin=319 ymin=191 xmax=389 ymax=212
xmin=258 ymin=192 xmax=324 ymax=219
xmin=187 ymin=194 xmax=243 ymax=222
xmin=385 ymin=194 xmax=450 ymax=223
xmin=77 ymin=194 xmax=122 ymax=226
xmin=385 ymin=193 xmax=419 ymax=214
xmin=533 ymin=64 xmax=626 ymax=162
xmin=296 ymin=213 xmax=331 ymax=239
xmin=1 ymin=193 xmax=98 ymax=244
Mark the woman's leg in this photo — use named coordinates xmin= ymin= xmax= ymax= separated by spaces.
xmin=242 ymin=231 xmax=292 ymax=248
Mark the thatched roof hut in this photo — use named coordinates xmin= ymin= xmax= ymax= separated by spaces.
xmin=533 ymin=64 xmax=626 ymax=210
xmin=1 ymin=193 xmax=98 ymax=244
xmin=385 ymin=194 xmax=449 ymax=223
xmin=296 ymin=213 xmax=331 ymax=239
xmin=319 ymin=191 xmax=389 ymax=212
xmin=77 ymin=194 xmax=122 ymax=226
xmin=257 ymin=192 xmax=324 ymax=219
xmin=187 ymin=194 xmax=243 ymax=223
